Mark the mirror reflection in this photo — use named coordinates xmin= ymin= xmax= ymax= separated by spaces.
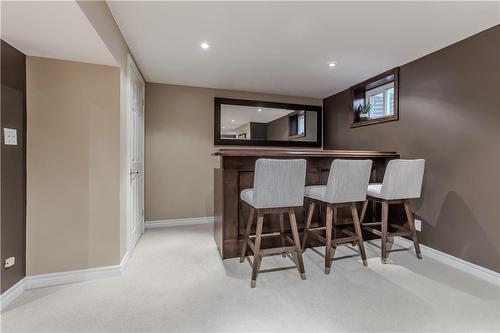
xmin=220 ymin=104 xmax=317 ymax=142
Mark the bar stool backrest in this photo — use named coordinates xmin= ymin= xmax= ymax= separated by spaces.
xmin=381 ymin=159 xmax=425 ymax=200
xmin=253 ymin=159 xmax=307 ymax=209
xmin=324 ymin=159 xmax=373 ymax=204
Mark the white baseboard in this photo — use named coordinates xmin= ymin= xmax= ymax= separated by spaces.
xmin=394 ymin=237 xmax=500 ymax=286
xmin=0 ymin=251 xmax=130 ymax=312
xmin=145 ymin=216 xmax=214 ymax=229
xmin=26 ymin=263 xmax=123 ymax=290
xmin=0 ymin=278 xmax=26 ymax=311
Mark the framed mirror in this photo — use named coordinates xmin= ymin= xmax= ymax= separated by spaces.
xmin=351 ymin=67 xmax=399 ymax=127
xmin=214 ymin=98 xmax=322 ymax=147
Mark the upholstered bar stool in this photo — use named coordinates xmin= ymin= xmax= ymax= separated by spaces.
xmin=360 ymin=159 xmax=425 ymax=263
xmin=302 ymin=159 xmax=373 ymax=274
xmin=239 ymin=158 xmax=307 ymax=288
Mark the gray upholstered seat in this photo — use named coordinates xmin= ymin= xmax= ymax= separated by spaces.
xmin=303 ymin=159 xmax=373 ymax=273
xmin=240 ymin=188 xmax=254 ymax=206
xmin=367 ymin=184 xmax=382 ymax=197
xmin=305 ymin=159 xmax=373 ymax=204
xmin=361 ymin=158 xmax=426 ymax=263
xmin=243 ymin=158 xmax=307 ymax=209
xmin=303 ymin=185 xmax=326 ymax=202
xmin=239 ymin=158 xmax=307 ymax=287
xmin=367 ymin=159 xmax=425 ymax=200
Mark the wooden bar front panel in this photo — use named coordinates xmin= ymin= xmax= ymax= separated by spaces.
xmin=213 ymin=149 xmax=399 ymax=259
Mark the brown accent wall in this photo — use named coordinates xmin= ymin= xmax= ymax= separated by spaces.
xmin=26 ymin=57 xmax=121 ymax=275
xmin=145 ymin=83 xmax=321 ymax=221
xmin=1 ymin=41 xmax=26 ymax=293
xmin=323 ymin=26 xmax=500 ymax=272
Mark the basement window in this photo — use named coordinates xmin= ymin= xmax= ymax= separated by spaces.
xmin=351 ymin=68 xmax=399 ymax=128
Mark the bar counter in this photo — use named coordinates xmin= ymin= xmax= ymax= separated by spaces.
xmin=213 ymin=149 xmax=399 ymax=259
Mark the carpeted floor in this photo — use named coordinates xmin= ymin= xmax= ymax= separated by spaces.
xmin=1 ymin=224 xmax=499 ymax=332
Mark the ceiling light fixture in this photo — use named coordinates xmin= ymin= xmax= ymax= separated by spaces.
xmin=231 ymin=119 xmax=235 ymax=122
xmin=258 ymin=108 xmax=262 ymax=112
xmin=200 ymin=42 xmax=210 ymax=49
xmin=328 ymin=62 xmax=337 ymax=68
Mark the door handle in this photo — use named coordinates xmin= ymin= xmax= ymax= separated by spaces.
xmin=130 ymin=169 xmax=140 ymax=176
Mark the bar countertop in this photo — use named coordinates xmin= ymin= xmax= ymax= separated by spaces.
xmin=213 ymin=148 xmax=399 ymax=158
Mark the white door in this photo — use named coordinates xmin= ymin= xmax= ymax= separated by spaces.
xmin=128 ymin=56 xmax=145 ymax=253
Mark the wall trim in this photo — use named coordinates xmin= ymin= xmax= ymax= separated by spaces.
xmin=25 ymin=264 xmax=122 ymax=290
xmin=0 ymin=251 xmax=130 ymax=312
xmin=3 ymin=234 xmax=497 ymax=310
xmin=394 ymin=237 xmax=500 ymax=286
xmin=0 ymin=278 xmax=26 ymax=311
xmin=145 ymin=216 xmax=214 ymax=229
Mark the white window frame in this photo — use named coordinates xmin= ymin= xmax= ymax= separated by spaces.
xmin=365 ymin=82 xmax=395 ymax=118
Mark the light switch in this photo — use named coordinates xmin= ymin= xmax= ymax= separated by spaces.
xmin=5 ymin=256 xmax=15 ymax=268
xmin=3 ymin=128 xmax=18 ymax=145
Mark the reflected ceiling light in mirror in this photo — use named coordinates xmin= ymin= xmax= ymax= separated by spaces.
xmin=200 ymin=41 xmax=210 ymax=49
xmin=328 ymin=61 xmax=337 ymax=68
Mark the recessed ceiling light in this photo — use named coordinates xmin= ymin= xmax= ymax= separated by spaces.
xmin=258 ymin=108 xmax=262 ymax=112
xmin=200 ymin=42 xmax=210 ymax=49
xmin=231 ymin=119 xmax=235 ymax=122
xmin=328 ymin=62 xmax=337 ymax=68
xmin=222 ymin=126 xmax=225 ymax=129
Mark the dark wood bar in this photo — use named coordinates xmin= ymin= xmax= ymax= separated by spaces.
xmin=213 ymin=149 xmax=399 ymax=259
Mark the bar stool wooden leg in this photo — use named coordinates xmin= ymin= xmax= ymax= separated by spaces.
xmin=325 ymin=204 xmax=333 ymax=274
xmin=332 ymin=207 xmax=341 ymax=247
xmin=381 ymin=202 xmax=389 ymax=263
xmin=360 ymin=200 xmax=368 ymax=224
xmin=404 ymin=200 xmax=422 ymax=259
xmin=302 ymin=201 xmax=315 ymax=251
xmin=278 ymin=213 xmax=286 ymax=258
xmin=240 ymin=207 xmax=255 ymax=263
xmin=288 ymin=208 xmax=306 ymax=280
xmin=351 ymin=203 xmax=368 ymax=266
xmin=251 ymin=211 xmax=264 ymax=288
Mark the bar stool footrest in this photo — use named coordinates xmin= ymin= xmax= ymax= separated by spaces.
xmin=260 ymin=246 xmax=297 ymax=256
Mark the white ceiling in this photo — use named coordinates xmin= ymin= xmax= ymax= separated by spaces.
xmin=107 ymin=1 xmax=499 ymax=98
xmin=221 ymin=105 xmax=293 ymax=131
xmin=1 ymin=1 xmax=116 ymax=66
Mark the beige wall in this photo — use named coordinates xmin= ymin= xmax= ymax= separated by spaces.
xmin=26 ymin=57 xmax=120 ymax=275
xmin=77 ymin=1 xmax=142 ymax=259
xmin=145 ymin=83 xmax=321 ymax=221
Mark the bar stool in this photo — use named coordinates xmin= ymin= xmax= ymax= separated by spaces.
xmin=239 ymin=158 xmax=307 ymax=288
xmin=360 ymin=159 xmax=425 ymax=263
xmin=302 ymin=159 xmax=373 ymax=274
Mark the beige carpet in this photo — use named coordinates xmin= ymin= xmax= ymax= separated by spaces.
xmin=1 ymin=224 xmax=499 ymax=332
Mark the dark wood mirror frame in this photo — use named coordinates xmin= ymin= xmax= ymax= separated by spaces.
xmin=214 ymin=97 xmax=322 ymax=147
xmin=351 ymin=67 xmax=399 ymax=128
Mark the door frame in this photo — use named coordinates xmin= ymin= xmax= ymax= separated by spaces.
xmin=126 ymin=54 xmax=145 ymax=254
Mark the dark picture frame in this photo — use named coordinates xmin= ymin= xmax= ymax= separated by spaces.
xmin=214 ymin=97 xmax=322 ymax=147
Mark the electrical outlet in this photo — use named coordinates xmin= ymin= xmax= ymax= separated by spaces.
xmin=414 ymin=219 xmax=422 ymax=232
xmin=4 ymin=257 xmax=15 ymax=268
